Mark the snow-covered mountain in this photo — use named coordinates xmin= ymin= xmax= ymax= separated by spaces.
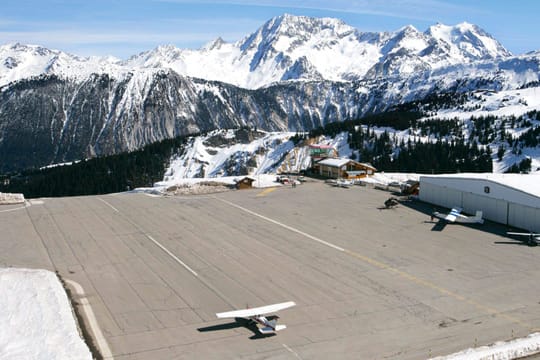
xmin=0 ymin=14 xmax=539 ymax=172
xmin=0 ymin=43 xmax=124 ymax=87
xmin=0 ymin=14 xmax=513 ymax=90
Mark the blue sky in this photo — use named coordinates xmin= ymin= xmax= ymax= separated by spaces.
xmin=1 ymin=0 xmax=538 ymax=58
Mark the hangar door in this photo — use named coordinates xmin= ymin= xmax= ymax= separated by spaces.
xmin=508 ymin=203 xmax=540 ymax=233
xmin=420 ymin=182 xmax=462 ymax=210
xmin=462 ymin=193 xmax=508 ymax=224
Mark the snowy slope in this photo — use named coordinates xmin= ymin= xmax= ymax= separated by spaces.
xmin=0 ymin=268 xmax=92 ymax=360
xmin=157 ymin=110 xmax=540 ymax=186
xmin=160 ymin=129 xmax=297 ymax=183
xmin=418 ymin=86 xmax=540 ymax=172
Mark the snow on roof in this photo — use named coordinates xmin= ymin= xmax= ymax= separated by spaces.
xmin=317 ymin=158 xmax=351 ymax=167
xmin=358 ymin=162 xmax=376 ymax=170
xmin=420 ymin=173 xmax=540 ymax=199
xmin=317 ymin=158 xmax=376 ymax=170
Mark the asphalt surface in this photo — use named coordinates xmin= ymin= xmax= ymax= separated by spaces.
xmin=1 ymin=181 xmax=540 ymax=359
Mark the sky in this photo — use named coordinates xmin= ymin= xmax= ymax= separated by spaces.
xmin=1 ymin=0 xmax=539 ymax=59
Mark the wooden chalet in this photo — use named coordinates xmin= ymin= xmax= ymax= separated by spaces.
xmin=317 ymin=158 xmax=376 ymax=179
xmin=235 ymin=176 xmax=256 ymax=190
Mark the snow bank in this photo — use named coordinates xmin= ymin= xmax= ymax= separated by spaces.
xmin=151 ymin=174 xmax=281 ymax=195
xmin=0 ymin=268 xmax=92 ymax=360
xmin=430 ymin=333 xmax=540 ymax=360
xmin=0 ymin=192 xmax=25 ymax=205
xmin=360 ymin=172 xmax=419 ymax=185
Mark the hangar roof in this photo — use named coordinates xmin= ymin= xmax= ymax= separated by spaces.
xmin=420 ymin=173 xmax=540 ymax=199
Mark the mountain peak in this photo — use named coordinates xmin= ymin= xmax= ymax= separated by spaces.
xmin=203 ymin=37 xmax=227 ymax=51
xmin=426 ymin=22 xmax=511 ymax=59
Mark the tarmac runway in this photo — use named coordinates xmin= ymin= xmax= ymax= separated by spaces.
xmin=1 ymin=181 xmax=540 ymax=359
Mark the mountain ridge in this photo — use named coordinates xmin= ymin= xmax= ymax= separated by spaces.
xmin=0 ymin=14 xmax=515 ymax=89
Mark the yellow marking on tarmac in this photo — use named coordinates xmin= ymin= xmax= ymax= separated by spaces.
xmin=216 ymin=196 xmax=533 ymax=331
xmin=256 ymin=187 xmax=277 ymax=197
xmin=345 ymin=248 xmax=532 ymax=329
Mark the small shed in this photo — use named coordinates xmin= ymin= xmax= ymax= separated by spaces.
xmin=235 ymin=176 xmax=256 ymax=190
xmin=317 ymin=158 xmax=376 ymax=179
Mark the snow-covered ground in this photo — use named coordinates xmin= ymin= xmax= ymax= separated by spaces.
xmin=152 ymin=174 xmax=280 ymax=195
xmin=430 ymin=333 xmax=540 ymax=359
xmin=0 ymin=192 xmax=24 ymax=204
xmin=0 ymin=268 xmax=92 ymax=360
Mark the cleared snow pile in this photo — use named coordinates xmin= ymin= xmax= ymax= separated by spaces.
xmin=165 ymin=181 xmax=234 ymax=195
xmin=0 ymin=268 xmax=92 ymax=360
xmin=359 ymin=172 xmax=419 ymax=186
xmin=430 ymin=333 xmax=540 ymax=360
xmin=0 ymin=192 xmax=25 ymax=205
xmin=156 ymin=174 xmax=280 ymax=195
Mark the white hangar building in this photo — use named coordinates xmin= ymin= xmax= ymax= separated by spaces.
xmin=419 ymin=173 xmax=540 ymax=233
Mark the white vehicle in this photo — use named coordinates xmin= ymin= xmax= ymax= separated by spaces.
xmin=507 ymin=231 xmax=540 ymax=246
xmin=216 ymin=301 xmax=295 ymax=334
xmin=433 ymin=207 xmax=484 ymax=224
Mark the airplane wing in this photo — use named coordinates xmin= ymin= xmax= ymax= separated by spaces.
xmin=507 ymin=232 xmax=540 ymax=236
xmin=433 ymin=211 xmax=455 ymax=222
xmin=216 ymin=301 xmax=296 ymax=319
xmin=507 ymin=232 xmax=540 ymax=240
xmin=445 ymin=207 xmax=462 ymax=222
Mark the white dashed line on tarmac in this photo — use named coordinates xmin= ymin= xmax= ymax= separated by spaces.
xmin=97 ymin=198 xmax=119 ymax=213
xmin=146 ymin=235 xmax=199 ymax=277
xmin=215 ymin=197 xmax=345 ymax=252
xmin=282 ymin=343 xmax=302 ymax=359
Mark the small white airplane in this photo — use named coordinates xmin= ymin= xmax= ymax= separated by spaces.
xmin=216 ymin=301 xmax=295 ymax=335
xmin=432 ymin=207 xmax=484 ymax=224
xmin=507 ymin=231 xmax=540 ymax=246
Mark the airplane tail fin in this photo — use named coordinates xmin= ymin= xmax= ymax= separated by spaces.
xmin=474 ymin=211 xmax=484 ymax=224
xmin=259 ymin=324 xmax=286 ymax=334
xmin=454 ymin=210 xmax=484 ymax=223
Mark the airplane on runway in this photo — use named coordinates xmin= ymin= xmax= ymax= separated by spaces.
xmin=507 ymin=231 xmax=540 ymax=246
xmin=432 ymin=207 xmax=484 ymax=224
xmin=216 ymin=301 xmax=295 ymax=334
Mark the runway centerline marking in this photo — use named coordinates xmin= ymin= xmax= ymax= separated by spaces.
xmin=65 ymin=279 xmax=114 ymax=359
xmin=282 ymin=343 xmax=302 ymax=359
xmin=215 ymin=196 xmax=532 ymax=330
xmin=97 ymin=198 xmax=119 ymax=213
xmin=97 ymin=196 xmax=198 ymax=277
xmin=215 ymin=197 xmax=344 ymax=252
xmin=146 ymin=235 xmax=199 ymax=277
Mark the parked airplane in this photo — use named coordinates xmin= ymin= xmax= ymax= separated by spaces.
xmin=507 ymin=231 xmax=540 ymax=246
xmin=432 ymin=207 xmax=484 ymax=224
xmin=216 ymin=301 xmax=296 ymax=334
